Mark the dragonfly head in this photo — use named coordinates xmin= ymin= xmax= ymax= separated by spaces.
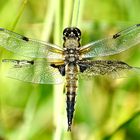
xmin=63 ymin=27 xmax=81 ymax=41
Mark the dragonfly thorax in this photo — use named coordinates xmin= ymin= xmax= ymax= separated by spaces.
xmin=63 ymin=27 xmax=81 ymax=64
xmin=64 ymin=48 xmax=80 ymax=63
xmin=63 ymin=38 xmax=80 ymax=63
xmin=64 ymin=38 xmax=80 ymax=49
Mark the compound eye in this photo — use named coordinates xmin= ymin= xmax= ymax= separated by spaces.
xmin=63 ymin=28 xmax=71 ymax=37
xmin=72 ymin=28 xmax=81 ymax=38
xmin=75 ymin=28 xmax=81 ymax=37
xmin=63 ymin=27 xmax=81 ymax=40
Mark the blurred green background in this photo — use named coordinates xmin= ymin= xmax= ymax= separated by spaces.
xmin=0 ymin=0 xmax=140 ymax=140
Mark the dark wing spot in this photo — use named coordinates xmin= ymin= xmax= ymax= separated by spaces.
xmin=22 ymin=36 xmax=29 ymax=41
xmin=28 ymin=60 xmax=34 ymax=65
xmin=113 ymin=33 xmax=120 ymax=39
xmin=107 ymin=61 xmax=113 ymax=64
xmin=136 ymin=24 xmax=140 ymax=27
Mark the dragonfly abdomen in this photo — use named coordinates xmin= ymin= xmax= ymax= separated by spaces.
xmin=66 ymin=63 xmax=78 ymax=131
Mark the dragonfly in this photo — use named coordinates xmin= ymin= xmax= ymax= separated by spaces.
xmin=1 ymin=24 xmax=140 ymax=131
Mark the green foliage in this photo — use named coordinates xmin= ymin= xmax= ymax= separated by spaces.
xmin=0 ymin=0 xmax=140 ymax=140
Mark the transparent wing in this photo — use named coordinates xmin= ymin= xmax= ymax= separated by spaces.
xmin=80 ymin=24 xmax=140 ymax=59
xmin=0 ymin=28 xmax=63 ymax=61
xmin=78 ymin=60 xmax=140 ymax=79
xmin=2 ymin=59 xmax=64 ymax=84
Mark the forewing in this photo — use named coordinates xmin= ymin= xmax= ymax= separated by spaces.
xmin=80 ymin=24 xmax=140 ymax=58
xmin=0 ymin=28 xmax=63 ymax=61
xmin=78 ymin=60 xmax=140 ymax=79
xmin=2 ymin=59 xmax=64 ymax=84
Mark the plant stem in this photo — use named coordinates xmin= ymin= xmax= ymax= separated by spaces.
xmin=10 ymin=89 xmax=39 ymax=140
xmin=41 ymin=0 xmax=56 ymax=41
xmin=53 ymin=0 xmax=65 ymax=139
xmin=11 ymin=0 xmax=28 ymax=31
xmin=71 ymin=0 xmax=81 ymax=27
xmin=63 ymin=0 xmax=73 ymax=28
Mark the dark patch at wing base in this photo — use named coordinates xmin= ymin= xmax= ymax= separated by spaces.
xmin=50 ymin=64 xmax=66 ymax=76
xmin=78 ymin=63 xmax=89 ymax=72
